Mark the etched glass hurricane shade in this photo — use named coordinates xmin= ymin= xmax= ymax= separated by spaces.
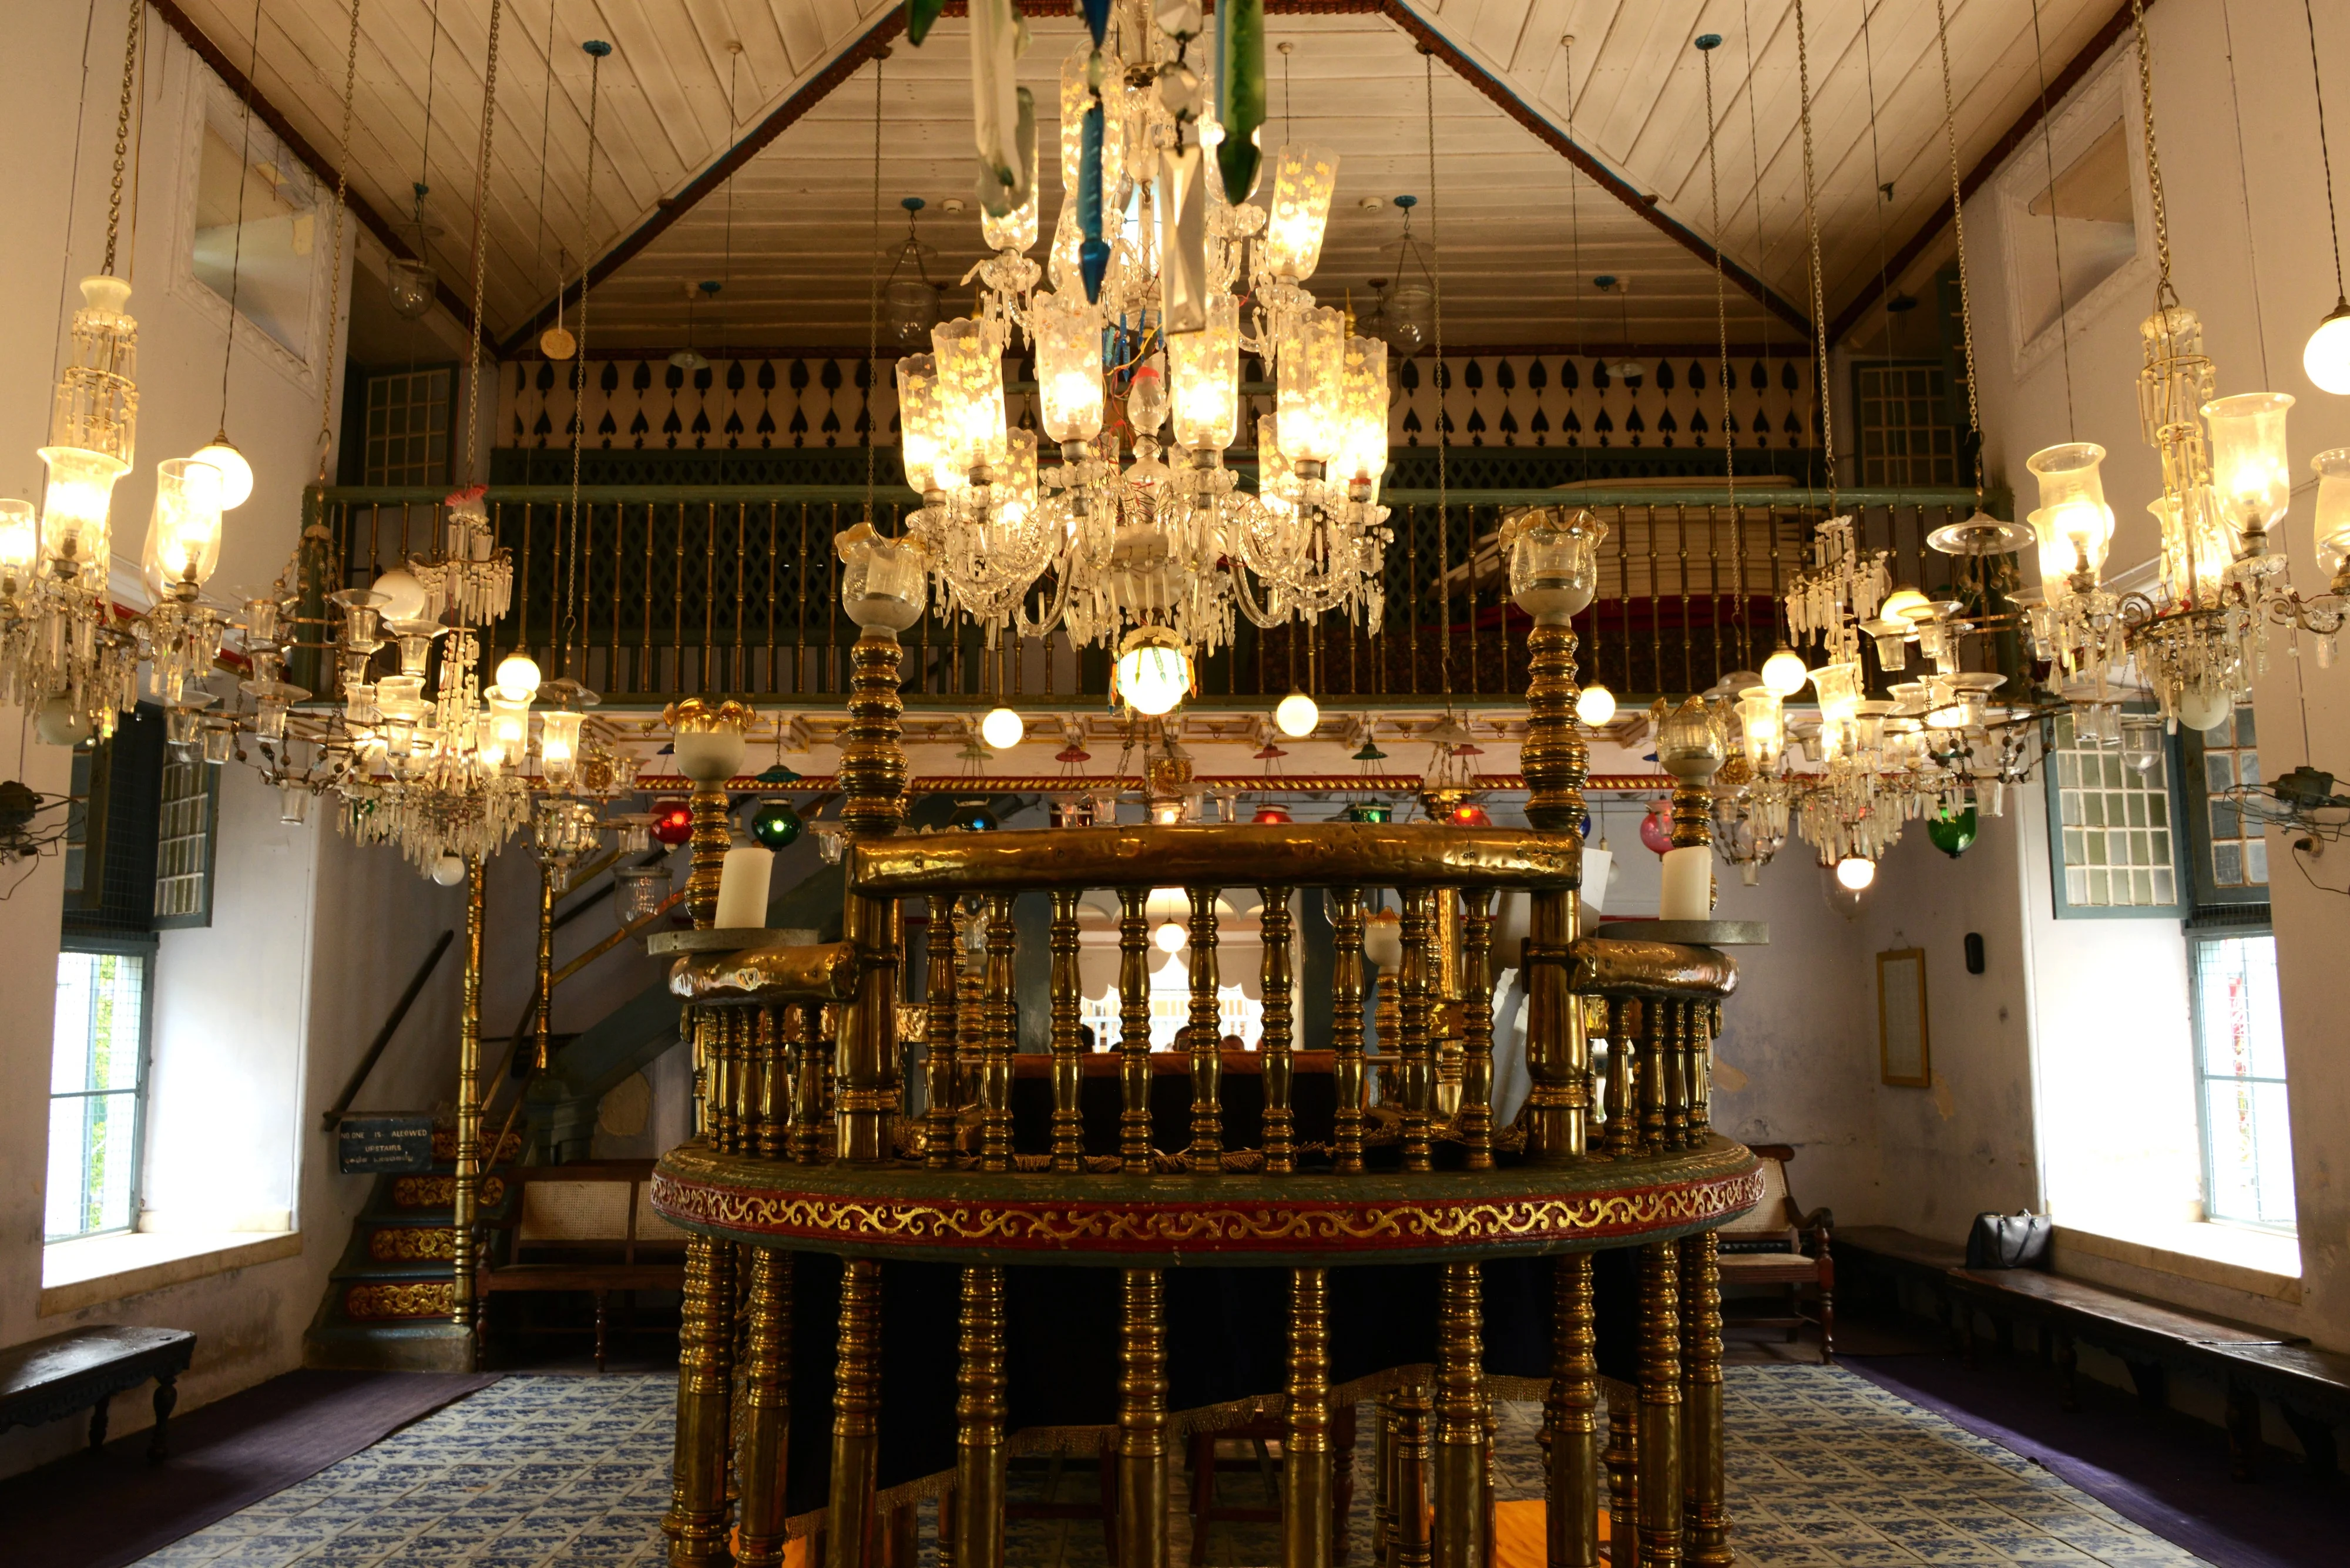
xmin=1263 ymin=145 xmax=1340 ymax=281
xmin=1034 ymin=296 xmax=1106 ymax=446
xmin=140 ymin=456 xmax=224 ymax=596
xmin=1506 ymin=508 xmax=1604 ymax=624
xmin=1275 ymin=308 xmax=1348 ymax=468
xmin=2201 ymin=392 xmax=2294 ymax=540
xmin=0 ymin=499 xmax=36 ymax=585
xmin=1169 ymin=294 xmax=1241 ymax=452
xmin=2312 ymin=447 xmax=2350 ymax=583
xmin=2025 ymin=442 xmax=2115 ymax=590
xmin=837 ymin=528 xmax=928 ymax=633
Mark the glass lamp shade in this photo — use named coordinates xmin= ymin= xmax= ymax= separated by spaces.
xmin=1811 ymin=659 xmax=1863 ymax=727
xmin=1879 ymin=585 xmax=1932 ymax=622
xmin=1274 ymin=689 xmax=1319 ymax=737
xmin=1381 ymin=284 xmax=1434 ymax=357
xmin=2312 ymin=446 xmax=2350 ymax=581
xmin=835 ymin=524 xmax=928 ymax=633
xmin=2201 ymin=391 xmax=2294 ymax=539
xmin=140 ymin=456 xmax=226 ymax=597
xmin=539 ymin=710 xmax=586 ymax=786
xmin=1263 ymin=145 xmax=1340 ymax=281
xmin=371 ymin=568 xmax=431 ymax=621
xmin=495 ymin=652 xmax=542 ymax=701
xmin=1760 ymin=644 xmax=1809 ymax=696
xmin=667 ymin=698 xmax=754 ymax=782
xmin=1255 ymin=415 xmax=1298 ymax=517
xmin=1505 ymin=506 xmax=1605 ymax=624
xmin=1337 ymin=334 xmax=1390 ymax=497
xmin=1275 ymin=307 xmax=1347 ymax=466
xmin=387 ymin=257 xmax=437 ymax=320
xmin=2305 ymin=304 xmax=2350 ymax=395
xmin=36 ymin=443 xmax=129 ymax=577
xmin=1169 ymin=294 xmax=1241 ymax=452
xmin=2025 ymin=442 xmax=2114 ymax=585
xmin=54 ymin=276 xmax=138 ymax=462
xmin=2149 ymin=492 xmax=2232 ymax=608
xmin=1033 ymin=296 xmax=1105 ymax=445
xmin=931 ymin=318 xmax=1006 ymax=482
xmin=1656 ymin=696 xmax=1725 ymax=782
xmin=613 ymin=863 xmax=672 ymax=928
xmin=887 ymin=281 xmax=942 ymax=348
xmin=1114 ymin=626 xmax=1193 ymax=716
xmin=482 ymin=690 xmax=531 ymax=768
xmin=190 ymin=437 xmax=253 ymax=509
xmin=0 ymin=498 xmax=36 ymax=586
xmin=1575 ymin=684 xmax=1617 ymax=727
xmin=980 ymin=706 xmax=1025 ymax=750
xmin=1737 ymin=687 xmax=1785 ymax=773
xmin=981 ymin=174 xmax=1039 ymax=253
xmin=1361 ymin=907 xmax=1403 ymax=969
xmin=895 ymin=354 xmax=948 ymax=493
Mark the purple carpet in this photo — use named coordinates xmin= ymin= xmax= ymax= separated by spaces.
xmin=1841 ymin=1349 xmax=2346 ymax=1568
xmin=2 ymin=1368 xmax=499 ymax=1568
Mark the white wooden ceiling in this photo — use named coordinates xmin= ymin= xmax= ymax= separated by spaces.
xmin=164 ymin=0 xmax=2129 ymax=352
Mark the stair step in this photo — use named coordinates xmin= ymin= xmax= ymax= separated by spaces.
xmin=305 ymin=1319 xmax=475 ymax=1373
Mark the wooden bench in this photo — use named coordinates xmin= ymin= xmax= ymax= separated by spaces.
xmin=478 ymin=1161 xmax=686 ymax=1370
xmin=2206 ymin=1341 xmax=2350 ymax=1480
xmin=1832 ymin=1225 xmax=1968 ymax=1344
xmin=0 ymin=1325 xmax=194 ymax=1462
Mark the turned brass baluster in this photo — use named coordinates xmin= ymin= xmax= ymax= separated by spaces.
xmin=793 ymin=1005 xmax=825 ymax=1166
xmin=1284 ymin=1268 xmax=1331 ymax=1568
xmin=1261 ymin=886 xmax=1297 ymax=1174
xmin=1664 ymin=1001 xmax=1690 ymax=1153
xmin=1636 ymin=1242 xmax=1684 ymax=1568
xmin=926 ymin=898 xmax=962 ymax=1169
xmin=1393 ymin=1382 xmax=1434 ymax=1568
xmin=1049 ymin=889 xmax=1084 ymax=1172
xmin=981 ymin=892 xmax=1017 ymax=1173
xmin=1688 ymin=1001 xmax=1718 ymax=1143
xmin=954 ymin=1266 xmax=1009 ymax=1568
xmin=1432 ymin=1264 xmax=1489 ymax=1568
xmin=1605 ymin=1388 xmax=1640 ymax=1568
xmin=1605 ymin=1000 xmax=1639 ymax=1160
xmin=754 ymin=1007 xmax=784 ymax=1161
xmin=669 ymin=1227 xmax=737 ymax=1567
xmin=1639 ymin=1002 xmax=1668 ymax=1157
xmin=835 ymin=627 xmax=907 ymax=1163
xmin=1186 ymin=887 xmax=1223 ymax=1173
xmin=1546 ymin=1255 xmax=1602 ymax=1568
xmin=1118 ymin=1270 xmax=1170 ymax=1568
xmin=1118 ymin=889 xmax=1153 ymax=1174
xmin=1681 ymin=1229 xmax=1729 ymax=1567
xmin=1519 ymin=612 xmax=1589 ymax=1164
xmin=826 ymin=1259 xmax=885 ymax=1568
xmin=1399 ymin=889 xmax=1438 ymax=1173
xmin=1330 ymin=889 xmax=1368 ymax=1174
xmin=1458 ymin=894 xmax=1494 ymax=1170
xmin=734 ymin=1247 xmax=794 ymax=1568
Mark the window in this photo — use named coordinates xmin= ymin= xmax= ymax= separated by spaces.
xmin=2181 ymin=704 xmax=2267 ymax=901
xmin=47 ymin=947 xmax=154 ymax=1241
xmin=2044 ymin=708 xmax=2180 ymax=915
xmin=1853 ymin=362 xmax=1960 ymax=486
xmin=152 ymin=753 xmax=219 ymax=928
xmin=2007 ymin=116 xmax=2141 ymax=344
xmin=192 ymin=110 xmax=317 ymax=357
xmin=363 ymin=367 xmax=454 ymax=485
xmin=2191 ymin=930 xmax=2294 ymax=1230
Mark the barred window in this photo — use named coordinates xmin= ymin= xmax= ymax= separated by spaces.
xmin=363 ymin=367 xmax=453 ymax=486
xmin=153 ymin=753 xmax=219 ymax=928
xmin=2045 ymin=708 xmax=2179 ymax=915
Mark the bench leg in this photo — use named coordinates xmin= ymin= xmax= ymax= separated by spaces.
xmin=2278 ymin=1406 xmax=2339 ymax=1480
xmin=593 ymin=1289 xmax=610 ymax=1374
xmin=2225 ymin=1382 xmax=2261 ymax=1483
xmin=88 ymin=1394 xmax=109 ymax=1452
xmin=148 ymin=1375 xmax=178 ymax=1463
xmin=2053 ymin=1331 xmax=2079 ymax=1412
xmin=2123 ymin=1358 xmax=2167 ymax=1414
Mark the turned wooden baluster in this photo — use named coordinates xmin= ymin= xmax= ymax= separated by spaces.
xmin=1545 ymin=1255 xmax=1602 ymax=1568
xmin=1330 ymin=888 xmax=1368 ymax=1175
xmin=980 ymin=892 xmax=1016 ymax=1174
xmin=1519 ymin=611 xmax=1591 ymax=1165
xmin=1119 ymin=889 xmax=1154 ymax=1174
xmin=1049 ymin=889 xmax=1085 ymax=1172
xmin=925 ymin=897 xmax=962 ymax=1169
xmin=1688 ymin=1000 xmax=1718 ymax=1143
xmin=1432 ymin=1264 xmax=1490 ymax=1568
xmin=954 ymin=1265 xmax=1009 ymax=1568
xmin=1186 ymin=887 xmax=1223 ymax=1173
xmin=1458 ymin=894 xmax=1494 ymax=1170
xmin=1261 ymin=886 xmax=1297 ymax=1174
xmin=1398 ymin=889 xmax=1439 ymax=1173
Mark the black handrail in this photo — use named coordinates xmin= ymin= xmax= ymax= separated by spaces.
xmin=321 ymin=929 xmax=456 ymax=1130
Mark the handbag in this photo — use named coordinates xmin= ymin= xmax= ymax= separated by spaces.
xmin=1965 ymin=1210 xmax=2053 ymax=1270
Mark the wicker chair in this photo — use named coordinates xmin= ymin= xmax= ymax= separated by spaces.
xmin=1712 ymin=1143 xmax=1834 ymax=1359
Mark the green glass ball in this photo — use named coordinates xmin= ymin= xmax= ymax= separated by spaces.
xmin=751 ymin=801 xmax=803 ymax=850
xmin=1928 ymin=807 xmax=1978 ymax=859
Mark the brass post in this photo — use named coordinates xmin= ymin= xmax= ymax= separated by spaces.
xmin=1688 ymin=1002 xmax=1717 ymax=1143
xmin=793 ymin=1004 xmax=825 ymax=1165
xmin=1458 ymin=894 xmax=1493 ymax=1170
xmin=1260 ymin=886 xmax=1297 ymax=1174
xmin=1393 ymin=1382 xmax=1433 ymax=1568
xmin=825 ymin=1259 xmax=885 ymax=1568
xmin=1118 ymin=1270 xmax=1170 ymax=1568
xmin=709 ymin=1010 xmax=737 ymax=1156
xmin=840 ymin=630 xmax=909 ymax=836
xmin=1330 ymin=889 xmax=1367 ymax=1174
xmin=980 ymin=892 xmax=1016 ymax=1173
xmin=1519 ymin=618 xmax=1589 ymax=1165
xmin=836 ymin=629 xmax=907 ymax=1164
xmin=1284 ymin=1268 xmax=1332 ymax=1568
xmin=1606 ymin=1000 xmax=1639 ymax=1161
xmin=926 ymin=898 xmax=962 ymax=1168
xmin=1681 ymin=1231 xmax=1729 ymax=1567
xmin=1186 ymin=886 xmax=1223 ymax=1171
xmin=1431 ymin=1264 xmax=1489 ymax=1568
xmin=687 ymin=779 xmax=731 ymax=928
xmin=1545 ymin=1255 xmax=1601 ymax=1568
xmin=1636 ymin=1243 xmax=1685 ymax=1568
xmin=1640 ymin=1003 xmax=1667 ymax=1157
xmin=756 ymin=1008 xmax=785 ymax=1161
xmin=1118 ymin=889 xmax=1153 ymax=1174
xmin=1049 ymin=889 xmax=1083 ymax=1172
xmin=451 ymin=854 xmax=484 ymax=1342
xmin=1664 ymin=1002 xmax=1689 ymax=1154
xmin=1398 ymin=889 xmax=1437 ymax=1173
xmin=533 ymin=855 xmax=556 ymax=1070
xmin=1604 ymin=1393 xmax=1639 ymax=1568
xmin=954 ymin=1266 xmax=1009 ymax=1568
xmin=734 ymin=1248 xmax=794 ymax=1568
xmin=667 ymin=1231 xmax=736 ymax=1567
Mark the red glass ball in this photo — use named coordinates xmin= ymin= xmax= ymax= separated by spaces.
xmin=652 ymin=800 xmax=694 ymax=846
xmin=1639 ymin=800 xmax=1674 ymax=857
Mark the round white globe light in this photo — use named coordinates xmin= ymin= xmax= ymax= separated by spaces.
xmin=1881 ymin=585 xmax=1932 ymax=622
xmin=1116 ymin=637 xmax=1192 ymax=717
xmin=192 ymin=438 xmax=254 ymax=509
xmin=2305 ymin=306 xmax=2350 ymax=395
xmin=1761 ymin=644 xmax=1810 ymax=696
xmin=1575 ymin=683 xmax=1617 ymax=727
xmin=1835 ymin=855 xmax=1877 ymax=891
xmin=495 ymin=652 xmax=543 ymax=701
xmin=431 ymin=853 xmax=467 ymax=887
xmin=2177 ymin=683 xmax=2233 ymax=732
xmin=371 ymin=567 xmax=430 ymax=622
xmin=980 ymin=706 xmax=1025 ymax=750
xmin=1153 ymin=921 xmax=1187 ymax=954
xmin=1274 ymin=689 xmax=1319 ymax=737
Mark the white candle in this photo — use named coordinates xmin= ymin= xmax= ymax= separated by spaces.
xmin=1580 ymin=848 xmax=1614 ymax=921
xmin=1659 ymin=845 xmax=1713 ymax=922
xmin=714 ymin=845 xmax=773 ymax=929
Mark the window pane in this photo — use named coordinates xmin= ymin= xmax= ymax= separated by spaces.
xmin=47 ymin=952 xmax=147 ymax=1241
xmin=46 ymin=1090 xmax=137 ymax=1240
xmin=2203 ymin=1078 xmax=2297 ymax=1230
xmin=53 ymin=951 xmax=145 ymax=1093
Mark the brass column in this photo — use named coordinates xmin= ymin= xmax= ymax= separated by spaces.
xmin=1118 ymin=889 xmax=1153 ymax=1173
xmin=1186 ymin=887 xmax=1223 ymax=1171
xmin=532 ymin=856 xmax=556 ymax=1070
xmin=1431 ymin=1264 xmax=1489 ymax=1568
xmin=1283 ymin=1269 xmax=1331 ymax=1568
xmin=1329 ymin=889 xmax=1367 ymax=1174
xmin=669 ymin=1224 xmax=736 ymax=1567
xmin=734 ymin=1247 xmax=794 ymax=1568
xmin=451 ymin=854 xmax=484 ymax=1341
xmin=1680 ymin=1230 xmax=1728 ymax=1567
xmin=1636 ymin=1242 xmax=1684 ymax=1568
xmin=954 ymin=1266 xmax=1009 ymax=1568
xmin=1392 ymin=1382 xmax=1434 ymax=1568
xmin=1519 ymin=617 xmax=1590 ymax=1164
xmin=1260 ymin=886 xmax=1297 ymax=1174
xmin=1458 ymin=895 xmax=1494 ymax=1170
xmin=1545 ymin=1256 xmax=1601 ymax=1568
xmin=826 ymin=1259 xmax=885 ymax=1568
xmin=1605 ymin=1394 xmax=1639 ymax=1568
xmin=1118 ymin=1270 xmax=1170 ymax=1568
xmin=837 ymin=629 xmax=908 ymax=1164
xmin=1049 ymin=889 xmax=1084 ymax=1172
xmin=926 ymin=898 xmax=962 ymax=1168
xmin=687 ymin=778 xmax=731 ymax=928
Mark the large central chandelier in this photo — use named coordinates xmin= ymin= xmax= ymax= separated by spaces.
xmin=899 ymin=0 xmax=1391 ymax=703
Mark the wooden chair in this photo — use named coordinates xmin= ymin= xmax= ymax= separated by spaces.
xmin=1186 ymin=1404 xmax=1358 ymax=1565
xmin=477 ymin=1160 xmax=687 ymax=1369
xmin=1713 ymin=1143 xmax=1835 ymax=1359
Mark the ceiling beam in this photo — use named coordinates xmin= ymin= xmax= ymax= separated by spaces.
xmin=145 ymin=0 xmax=484 ymax=342
xmin=1825 ymin=0 xmax=2156 ymax=346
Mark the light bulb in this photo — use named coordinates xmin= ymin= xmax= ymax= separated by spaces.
xmin=1575 ymin=683 xmax=1617 ymax=727
xmin=431 ymin=853 xmax=467 ymax=887
xmin=1835 ymin=855 xmax=1876 ymax=891
xmin=1761 ymin=644 xmax=1809 ymax=696
xmin=1275 ymin=690 xmax=1320 ymax=737
xmin=1153 ymin=921 xmax=1188 ymax=954
xmin=192 ymin=435 xmax=254 ymax=509
xmin=496 ymin=652 xmax=543 ymax=700
xmin=2305 ymin=301 xmax=2350 ymax=395
xmin=981 ymin=706 xmax=1025 ymax=750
